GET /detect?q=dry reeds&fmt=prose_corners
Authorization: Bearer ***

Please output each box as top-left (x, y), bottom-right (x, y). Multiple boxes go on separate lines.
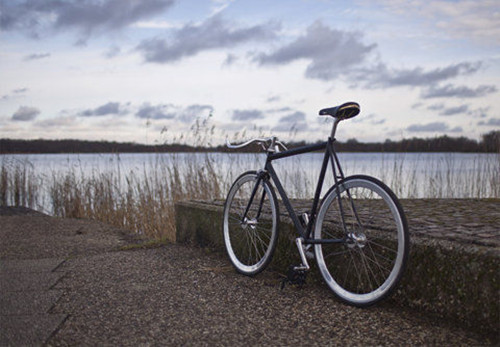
top-left (0, 152), bottom-right (498, 241)
top-left (0, 158), bottom-right (39, 209)
top-left (43, 153), bottom-right (225, 241)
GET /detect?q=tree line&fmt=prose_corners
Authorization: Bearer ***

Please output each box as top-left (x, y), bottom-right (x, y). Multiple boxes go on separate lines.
top-left (1, 131), bottom-right (498, 154)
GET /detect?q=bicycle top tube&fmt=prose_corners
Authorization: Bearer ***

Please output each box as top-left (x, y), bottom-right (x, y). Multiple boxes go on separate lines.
top-left (267, 141), bottom-right (327, 161)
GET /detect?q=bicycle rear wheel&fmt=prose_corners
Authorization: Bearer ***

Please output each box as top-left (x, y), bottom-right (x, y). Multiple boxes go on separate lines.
top-left (223, 171), bottom-right (279, 276)
top-left (314, 175), bottom-right (409, 307)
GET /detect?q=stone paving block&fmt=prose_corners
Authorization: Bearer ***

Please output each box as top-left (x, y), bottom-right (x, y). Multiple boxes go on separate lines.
top-left (0, 314), bottom-right (67, 346)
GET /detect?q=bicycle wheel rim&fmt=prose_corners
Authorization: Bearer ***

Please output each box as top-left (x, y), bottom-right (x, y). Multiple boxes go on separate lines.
top-left (223, 173), bottom-right (278, 275)
top-left (315, 176), bottom-right (408, 306)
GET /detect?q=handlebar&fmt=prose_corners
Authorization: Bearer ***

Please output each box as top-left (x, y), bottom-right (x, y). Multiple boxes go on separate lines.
top-left (226, 136), bottom-right (288, 152)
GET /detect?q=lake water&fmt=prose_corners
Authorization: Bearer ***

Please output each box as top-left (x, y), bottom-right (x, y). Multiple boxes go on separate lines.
top-left (2, 152), bottom-right (498, 203)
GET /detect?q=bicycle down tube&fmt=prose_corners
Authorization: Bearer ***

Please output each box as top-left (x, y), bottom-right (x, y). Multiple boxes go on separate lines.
top-left (262, 138), bottom-right (346, 244)
top-left (239, 137), bottom-right (362, 244)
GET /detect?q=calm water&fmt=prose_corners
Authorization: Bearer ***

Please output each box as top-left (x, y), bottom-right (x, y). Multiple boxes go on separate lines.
top-left (2, 152), bottom-right (499, 204)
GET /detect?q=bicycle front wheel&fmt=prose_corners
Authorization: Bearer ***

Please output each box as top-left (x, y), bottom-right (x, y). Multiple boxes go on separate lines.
top-left (223, 171), bottom-right (279, 276)
top-left (314, 175), bottom-right (409, 307)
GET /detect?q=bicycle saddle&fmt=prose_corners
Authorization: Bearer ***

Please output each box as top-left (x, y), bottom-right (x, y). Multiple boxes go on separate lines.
top-left (319, 102), bottom-right (360, 120)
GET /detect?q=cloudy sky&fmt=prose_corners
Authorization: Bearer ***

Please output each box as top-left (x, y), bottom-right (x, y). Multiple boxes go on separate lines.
top-left (1, 0), bottom-right (499, 145)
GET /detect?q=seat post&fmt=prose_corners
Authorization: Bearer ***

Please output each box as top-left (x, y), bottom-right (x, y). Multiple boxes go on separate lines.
top-left (330, 118), bottom-right (341, 139)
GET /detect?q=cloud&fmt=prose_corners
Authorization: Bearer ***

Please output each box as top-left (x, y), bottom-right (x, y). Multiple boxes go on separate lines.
top-left (136, 103), bottom-right (175, 120)
top-left (407, 122), bottom-right (447, 132)
top-left (11, 106), bottom-right (40, 121)
top-left (135, 103), bottom-right (213, 121)
top-left (353, 113), bottom-right (386, 125)
top-left (430, 1), bottom-right (500, 44)
top-left (266, 95), bottom-right (281, 103)
top-left (1, 88), bottom-right (29, 101)
top-left (469, 107), bottom-right (489, 118)
top-left (268, 107), bottom-right (293, 113)
top-left (406, 121), bottom-right (461, 133)
top-left (427, 103), bottom-right (444, 111)
top-left (36, 115), bottom-right (78, 128)
top-left (478, 118), bottom-right (500, 126)
top-left (272, 111), bottom-right (308, 132)
top-left (355, 61), bottom-right (482, 88)
top-left (272, 122), bottom-right (308, 133)
top-left (223, 53), bottom-right (238, 66)
top-left (24, 53), bottom-right (51, 61)
top-left (80, 102), bottom-right (125, 116)
top-left (232, 109), bottom-right (265, 121)
top-left (104, 46), bottom-right (121, 59)
top-left (369, 1), bottom-right (499, 45)
top-left (177, 104), bottom-right (214, 123)
top-left (439, 104), bottom-right (469, 116)
top-left (254, 20), bottom-right (482, 87)
top-left (1, 0), bottom-right (175, 39)
top-left (255, 21), bottom-right (376, 81)
top-left (279, 111), bottom-right (306, 123)
top-left (137, 15), bottom-right (279, 63)
top-left (421, 84), bottom-right (498, 99)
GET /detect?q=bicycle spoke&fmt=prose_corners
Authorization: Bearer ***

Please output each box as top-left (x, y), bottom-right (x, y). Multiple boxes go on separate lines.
top-left (223, 172), bottom-right (279, 275)
top-left (347, 249), bottom-right (364, 293)
top-left (342, 254), bottom-right (354, 287)
top-left (315, 176), bottom-right (408, 305)
top-left (367, 239), bottom-right (398, 254)
top-left (362, 248), bottom-right (392, 280)
top-left (323, 248), bottom-right (350, 260)
top-left (358, 249), bottom-right (376, 291)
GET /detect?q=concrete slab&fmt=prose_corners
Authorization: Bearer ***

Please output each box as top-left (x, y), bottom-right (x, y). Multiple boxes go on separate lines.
top-left (0, 258), bottom-right (65, 274)
top-left (0, 290), bottom-right (63, 315)
top-left (0, 272), bottom-right (64, 292)
top-left (0, 314), bottom-right (67, 346)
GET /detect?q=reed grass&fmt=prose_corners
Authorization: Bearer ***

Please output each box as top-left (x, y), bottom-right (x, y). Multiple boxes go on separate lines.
top-left (0, 158), bottom-right (40, 209)
top-left (0, 152), bottom-right (498, 240)
top-left (42, 154), bottom-right (225, 241)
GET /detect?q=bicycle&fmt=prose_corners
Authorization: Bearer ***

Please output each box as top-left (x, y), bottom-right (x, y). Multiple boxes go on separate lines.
top-left (223, 102), bottom-right (409, 307)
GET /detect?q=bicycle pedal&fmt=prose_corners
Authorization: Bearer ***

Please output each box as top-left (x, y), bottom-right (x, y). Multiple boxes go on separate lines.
top-left (281, 265), bottom-right (308, 289)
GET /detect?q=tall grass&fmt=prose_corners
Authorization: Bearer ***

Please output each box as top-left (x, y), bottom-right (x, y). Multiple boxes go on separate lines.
top-left (46, 154), bottom-right (223, 240)
top-left (1, 152), bottom-right (498, 240)
top-left (0, 159), bottom-right (40, 209)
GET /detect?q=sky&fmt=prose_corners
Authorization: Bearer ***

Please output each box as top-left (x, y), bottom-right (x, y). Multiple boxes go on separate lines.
top-left (0, 0), bottom-right (499, 146)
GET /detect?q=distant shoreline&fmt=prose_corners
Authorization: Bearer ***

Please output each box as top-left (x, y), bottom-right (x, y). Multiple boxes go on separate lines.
top-left (1, 133), bottom-right (499, 154)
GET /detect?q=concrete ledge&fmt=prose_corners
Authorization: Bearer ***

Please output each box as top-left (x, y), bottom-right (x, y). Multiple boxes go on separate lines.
top-left (175, 199), bottom-right (499, 335)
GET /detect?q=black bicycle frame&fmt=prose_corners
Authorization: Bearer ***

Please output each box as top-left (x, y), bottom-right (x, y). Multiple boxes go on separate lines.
top-left (246, 136), bottom-right (348, 245)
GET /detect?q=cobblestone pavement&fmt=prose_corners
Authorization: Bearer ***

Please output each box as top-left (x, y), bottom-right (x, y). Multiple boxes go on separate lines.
top-left (0, 207), bottom-right (495, 346)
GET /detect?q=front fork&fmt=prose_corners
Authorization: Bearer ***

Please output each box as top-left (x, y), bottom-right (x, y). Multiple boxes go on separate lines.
top-left (241, 170), bottom-right (268, 226)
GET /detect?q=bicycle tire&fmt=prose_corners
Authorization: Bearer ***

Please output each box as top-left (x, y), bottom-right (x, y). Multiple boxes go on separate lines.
top-left (314, 175), bottom-right (409, 307)
top-left (223, 171), bottom-right (280, 276)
